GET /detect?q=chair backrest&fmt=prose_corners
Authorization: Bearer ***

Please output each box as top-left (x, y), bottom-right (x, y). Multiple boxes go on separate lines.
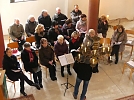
top-left (113, 26), bottom-right (118, 31)
top-left (7, 42), bottom-right (19, 49)
top-left (100, 38), bottom-right (111, 45)
top-left (125, 30), bottom-right (134, 38)
top-left (26, 36), bottom-right (35, 43)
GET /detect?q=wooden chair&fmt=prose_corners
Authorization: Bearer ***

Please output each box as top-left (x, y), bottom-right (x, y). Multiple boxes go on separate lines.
top-left (40, 64), bottom-right (48, 78)
top-left (125, 30), bottom-right (134, 57)
top-left (122, 60), bottom-right (134, 80)
top-left (26, 36), bottom-right (35, 45)
top-left (6, 77), bottom-right (16, 92)
top-left (100, 38), bottom-right (111, 45)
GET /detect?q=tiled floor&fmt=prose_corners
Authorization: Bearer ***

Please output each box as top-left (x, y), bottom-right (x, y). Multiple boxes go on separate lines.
top-left (5, 19), bottom-right (134, 100)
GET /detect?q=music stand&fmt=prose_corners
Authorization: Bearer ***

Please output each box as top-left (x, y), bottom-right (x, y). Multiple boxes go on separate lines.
top-left (61, 68), bottom-right (74, 96)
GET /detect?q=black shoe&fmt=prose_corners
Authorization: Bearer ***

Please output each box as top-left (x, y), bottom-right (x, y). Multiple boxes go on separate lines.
top-left (51, 77), bottom-right (57, 81)
top-left (32, 83), bottom-right (40, 90)
top-left (20, 91), bottom-right (27, 96)
top-left (67, 70), bottom-right (72, 75)
top-left (115, 60), bottom-right (118, 64)
top-left (73, 93), bottom-right (77, 99)
top-left (61, 72), bottom-right (64, 77)
top-left (39, 84), bottom-right (43, 88)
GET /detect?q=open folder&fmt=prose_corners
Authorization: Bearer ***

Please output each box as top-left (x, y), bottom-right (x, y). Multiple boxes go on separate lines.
top-left (58, 53), bottom-right (74, 66)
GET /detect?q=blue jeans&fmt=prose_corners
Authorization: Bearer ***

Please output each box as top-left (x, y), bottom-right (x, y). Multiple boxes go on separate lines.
top-left (74, 77), bottom-right (89, 100)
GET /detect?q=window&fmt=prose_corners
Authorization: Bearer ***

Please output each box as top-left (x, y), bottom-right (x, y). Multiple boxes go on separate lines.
top-left (10, 0), bottom-right (36, 3)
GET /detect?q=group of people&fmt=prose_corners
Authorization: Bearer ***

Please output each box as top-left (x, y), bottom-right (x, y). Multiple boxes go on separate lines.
top-left (4, 4), bottom-right (128, 100)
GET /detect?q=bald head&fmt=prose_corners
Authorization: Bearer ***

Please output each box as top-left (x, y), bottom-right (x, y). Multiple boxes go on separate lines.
top-left (56, 7), bottom-right (61, 14)
top-left (14, 18), bottom-right (20, 25)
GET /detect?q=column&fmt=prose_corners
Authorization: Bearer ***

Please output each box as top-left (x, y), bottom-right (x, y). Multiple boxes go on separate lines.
top-left (0, 15), bottom-right (5, 68)
top-left (87, 0), bottom-right (100, 33)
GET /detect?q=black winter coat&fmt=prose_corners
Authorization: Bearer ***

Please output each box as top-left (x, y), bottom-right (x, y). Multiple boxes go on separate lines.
top-left (3, 55), bottom-right (21, 81)
top-left (21, 49), bottom-right (39, 73)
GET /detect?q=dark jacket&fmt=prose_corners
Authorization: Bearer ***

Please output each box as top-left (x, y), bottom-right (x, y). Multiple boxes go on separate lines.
top-left (35, 31), bottom-right (48, 48)
top-left (25, 20), bottom-right (38, 37)
top-left (39, 45), bottom-right (55, 67)
top-left (73, 62), bottom-right (92, 81)
top-left (52, 13), bottom-right (67, 26)
top-left (62, 23), bottom-right (75, 41)
top-left (69, 37), bottom-right (82, 52)
top-left (54, 41), bottom-right (68, 57)
top-left (21, 49), bottom-right (39, 73)
top-left (38, 15), bottom-right (52, 30)
top-left (97, 18), bottom-right (108, 34)
top-left (3, 55), bottom-right (21, 81)
top-left (70, 10), bottom-right (82, 25)
top-left (48, 27), bottom-right (62, 46)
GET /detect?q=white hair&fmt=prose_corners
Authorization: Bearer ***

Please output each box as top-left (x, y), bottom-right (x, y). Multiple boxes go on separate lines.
top-left (42, 9), bottom-right (48, 14)
top-left (56, 7), bottom-right (60, 11)
top-left (14, 18), bottom-right (20, 22)
top-left (57, 35), bottom-right (64, 40)
top-left (87, 29), bottom-right (95, 35)
top-left (28, 15), bottom-right (35, 20)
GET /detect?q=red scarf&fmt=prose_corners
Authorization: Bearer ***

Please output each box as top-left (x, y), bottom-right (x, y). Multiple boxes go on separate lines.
top-left (72, 37), bottom-right (79, 43)
top-left (25, 49), bottom-right (34, 62)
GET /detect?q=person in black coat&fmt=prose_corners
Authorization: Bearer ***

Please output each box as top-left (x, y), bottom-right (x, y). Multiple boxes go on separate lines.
top-left (25, 15), bottom-right (38, 37)
top-left (70, 5), bottom-right (82, 27)
top-left (48, 21), bottom-right (62, 46)
top-left (69, 31), bottom-right (82, 57)
top-left (39, 38), bottom-right (57, 81)
top-left (52, 7), bottom-right (67, 26)
top-left (35, 24), bottom-right (48, 48)
top-left (38, 10), bottom-right (51, 31)
top-left (21, 42), bottom-right (43, 89)
top-left (97, 15), bottom-right (108, 38)
top-left (2, 47), bottom-right (39, 96)
top-left (62, 19), bottom-right (75, 42)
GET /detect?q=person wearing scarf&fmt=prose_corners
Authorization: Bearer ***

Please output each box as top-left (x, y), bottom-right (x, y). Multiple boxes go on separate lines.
top-left (69, 31), bottom-right (83, 57)
top-left (76, 14), bottom-right (87, 40)
top-left (108, 25), bottom-right (127, 64)
top-left (21, 42), bottom-right (43, 90)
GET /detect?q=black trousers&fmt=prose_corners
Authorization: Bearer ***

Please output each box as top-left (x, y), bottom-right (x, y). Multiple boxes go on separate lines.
top-left (47, 64), bottom-right (56, 79)
top-left (111, 45), bottom-right (120, 61)
top-left (61, 65), bottom-right (70, 73)
top-left (80, 33), bottom-right (85, 41)
top-left (33, 71), bottom-right (42, 84)
top-left (17, 72), bottom-right (33, 92)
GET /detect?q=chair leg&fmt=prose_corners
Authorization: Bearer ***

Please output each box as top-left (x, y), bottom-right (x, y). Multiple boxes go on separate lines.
top-left (122, 63), bottom-right (127, 74)
top-left (46, 68), bottom-right (47, 78)
top-left (130, 46), bottom-right (133, 57)
top-left (129, 69), bottom-right (133, 80)
top-left (121, 52), bottom-right (123, 60)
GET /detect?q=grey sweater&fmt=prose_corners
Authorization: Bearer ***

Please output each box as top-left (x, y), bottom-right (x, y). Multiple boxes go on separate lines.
top-left (9, 24), bottom-right (25, 39)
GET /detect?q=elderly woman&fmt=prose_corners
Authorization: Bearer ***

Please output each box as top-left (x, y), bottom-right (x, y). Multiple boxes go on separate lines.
top-left (21, 42), bottom-right (42, 89)
top-left (109, 25), bottom-right (127, 64)
top-left (35, 24), bottom-right (48, 48)
top-left (76, 14), bottom-right (87, 40)
top-left (3, 47), bottom-right (38, 96)
top-left (97, 15), bottom-right (109, 38)
top-left (25, 15), bottom-right (38, 37)
top-left (73, 29), bottom-right (98, 100)
top-left (54, 35), bottom-right (72, 77)
top-left (39, 38), bottom-right (57, 81)
top-left (69, 31), bottom-right (82, 57)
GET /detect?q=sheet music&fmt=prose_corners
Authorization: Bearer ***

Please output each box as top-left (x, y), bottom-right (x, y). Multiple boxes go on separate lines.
top-left (58, 55), bottom-right (68, 66)
top-left (126, 40), bottom-right (132, 44)
top-left (114, 42), bottom-right (122, 45)
top-left (13, 51), bottom-right (21, 56)
top-left (127, 60), bottom-right (134, 67)
top-left (65, 39), bottom-right (69, 45)
top-left (12, 69), bottom-right (21, 72)
top-left (70, 49), bottom-right (77, 53)
top-left (65, 53), bottom-right (74, 64)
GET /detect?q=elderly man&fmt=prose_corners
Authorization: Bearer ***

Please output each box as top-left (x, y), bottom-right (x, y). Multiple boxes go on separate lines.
top-left (25, 15), bottom-right (38, 37)
top-left (71, 5), bottom-right (82, 27)
top-left (52, 7), bottom-right (68, 26)
top-left (9, 18), bottom-right (25, 51)
top-left (38, 10), bottom-right (51, 31)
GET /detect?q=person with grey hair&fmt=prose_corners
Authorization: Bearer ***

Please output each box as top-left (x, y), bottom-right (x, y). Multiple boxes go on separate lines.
top-left (25, 15), bottom-right (38, 37)
top-left (38, 9), bottom-right (51, 30)
top-left (21, 42), bottom-right (43, 90)
top-left (52, 7), bottom-right (68, 26)
top-left (9, 18), bottom-right (25, 51)
top-left (54, 35), bottom-right (72, 77)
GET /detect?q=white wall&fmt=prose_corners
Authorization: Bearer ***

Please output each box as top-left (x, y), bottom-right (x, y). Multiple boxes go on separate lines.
top-left (1, 0), bottom-right (134, 35)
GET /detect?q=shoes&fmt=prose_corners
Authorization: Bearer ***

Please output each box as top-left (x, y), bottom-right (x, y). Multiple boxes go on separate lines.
top-left (84, 96), bottom-right (86, 100)
top-left (32, 83), bottom-right (40, 90)
top-left (20, 91), bottom-right (27, 96)
top-left (61, 72), bottom-right (64, 77)
top-left (51, 77), bottom-right (57, 81)
top-left (73, 93), bottom-right (77, 99)
top-left (39, 84), bottom-right (43, 88)
top-left (115, 60), bottom-right (118, 64)
top-left (67, 70), bottom-right (72, 75)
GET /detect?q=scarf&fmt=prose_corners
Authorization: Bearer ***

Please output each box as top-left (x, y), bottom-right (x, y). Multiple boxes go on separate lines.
top-left (25, 49), bottom-right (34, 62)
top-left (72, 37), bottom-right (79, 43)
top-left (79, 19), bottom-right (87, 26)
